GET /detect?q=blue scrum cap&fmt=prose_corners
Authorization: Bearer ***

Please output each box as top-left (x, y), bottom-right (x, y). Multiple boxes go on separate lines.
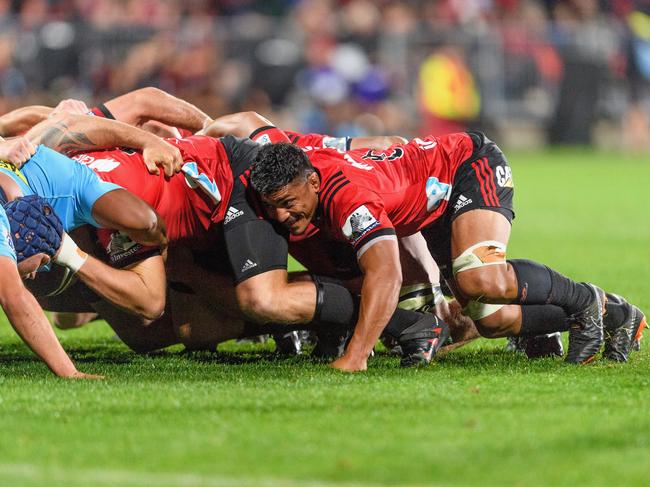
top-left (4, 195), bottom-right (63, 262)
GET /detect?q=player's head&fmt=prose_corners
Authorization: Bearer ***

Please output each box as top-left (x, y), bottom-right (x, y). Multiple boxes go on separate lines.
top-left (4, 195), bottom-right (63, 278)
top-left (250, 143), bottom-right (320, 235)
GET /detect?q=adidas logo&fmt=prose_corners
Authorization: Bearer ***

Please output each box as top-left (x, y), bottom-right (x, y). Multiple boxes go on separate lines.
top-left (241, 259), bottom-right (258, 273)
top-left (224, 206), bottom-right (244, 224)
top-left (453, 195), bottom-right (472, 212)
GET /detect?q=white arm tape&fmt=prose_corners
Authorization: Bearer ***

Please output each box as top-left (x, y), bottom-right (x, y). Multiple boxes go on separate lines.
top-left (54, 233), bottom-right (88, 274)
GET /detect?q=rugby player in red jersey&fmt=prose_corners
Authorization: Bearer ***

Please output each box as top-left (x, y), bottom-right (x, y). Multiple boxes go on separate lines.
top-left (0, 114), bottom-right (187, 324)
top-left (12, 99), bottom-right (450, 364)
top-left (247, 129), bottom-right (644, 370)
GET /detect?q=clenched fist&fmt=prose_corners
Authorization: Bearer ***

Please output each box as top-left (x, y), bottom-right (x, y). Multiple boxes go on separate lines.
top-left (142, 138), bottom-right (184, 177)
top-left (0, 136), bottom-right (37, 167)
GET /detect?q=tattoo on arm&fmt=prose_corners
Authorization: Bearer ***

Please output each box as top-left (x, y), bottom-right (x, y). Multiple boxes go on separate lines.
top-left (36, 121), bottom-right (97, 153)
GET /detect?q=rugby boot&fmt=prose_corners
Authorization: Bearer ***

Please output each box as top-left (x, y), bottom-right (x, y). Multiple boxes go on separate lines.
top-left (311, 328), bottom-right (351, 360)
top-left (603, 296), bottom-right (646, 362)
top-left (399, 316), bottom-right (450, 367)
top-left (525, 333), bottom-right (564, 359)
top-left (565, 283), bottom-right (606, 364)
top-left (272, 331), bottom-right (303, 356)
top-left (505, 336), bottom-right (527, 353)
top-left (380, 335), bottom-right (403, 356)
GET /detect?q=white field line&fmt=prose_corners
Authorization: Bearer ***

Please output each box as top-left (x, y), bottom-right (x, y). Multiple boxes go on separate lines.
top-left (0, 463), bottom-right (441, 487)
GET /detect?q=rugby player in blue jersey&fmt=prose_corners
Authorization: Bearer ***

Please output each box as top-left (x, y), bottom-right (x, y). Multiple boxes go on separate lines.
top-left (0, 115), bottom-right (184, 321)
top-left (0, 194), bottom-right (101, 378)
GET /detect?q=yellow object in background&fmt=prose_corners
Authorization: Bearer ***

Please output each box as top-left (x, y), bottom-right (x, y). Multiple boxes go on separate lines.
top-left (419, 51), bottom-right (480, 121)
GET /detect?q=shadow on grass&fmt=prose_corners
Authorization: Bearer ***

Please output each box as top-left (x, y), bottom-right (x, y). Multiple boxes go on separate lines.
top-left (180, 348), bottom-right (326, 366)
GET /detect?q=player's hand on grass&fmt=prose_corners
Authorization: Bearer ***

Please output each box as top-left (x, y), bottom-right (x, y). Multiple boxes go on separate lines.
top-left (330, 353), bottom-right (367, 372)
top-left (65, 370), bottom-right (105, 380)
top-left (0, 136), bottom-right (37, 167)
top-left (143, 138), bottom-right (183, 177)
top-left (51, 99), bottom-right (90, 116)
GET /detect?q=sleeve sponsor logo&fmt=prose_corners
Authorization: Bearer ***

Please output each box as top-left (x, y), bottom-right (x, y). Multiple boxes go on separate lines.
top-left (255, 134), bottom-right (272, 145)
top-left (322, 136), bottom-right (347, 151)
top-left (425, 177), bottom-right (451, 212)
top-left (341, 205), bottom-right (380, 244)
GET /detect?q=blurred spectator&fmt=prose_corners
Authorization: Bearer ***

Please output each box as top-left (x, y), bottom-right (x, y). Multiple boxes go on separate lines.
top-left (548, 0), bottom-right (620, 144)
top-left (0, 0), bottom-right (644, 148)
top-left (418, 46), bottom-right (481, 135)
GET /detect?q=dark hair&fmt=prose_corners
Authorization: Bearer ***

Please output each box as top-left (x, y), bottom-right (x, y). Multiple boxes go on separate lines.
top-left (250, 143), bottom-right (315, 196)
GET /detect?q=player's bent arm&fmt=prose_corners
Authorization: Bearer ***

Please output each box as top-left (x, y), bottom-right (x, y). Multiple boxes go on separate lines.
top-left (349, 135), bottom-right (408, 150)
top-left (0, 106), bottom-right (53, 137)
top-left (74, 254), bottom-right (166, 321)
top-left (201, 111), bottom-right (278, 139)
top-left (104, 87), bottom-right (212, 133)
top-left (0, 256), bottom-right (82, 377)
top-left (399, 232), bottom-right (440, 285)
top-left (24, 113), bottom-right (183, 176)
top-left (332, 238), bottom-right (402, 371)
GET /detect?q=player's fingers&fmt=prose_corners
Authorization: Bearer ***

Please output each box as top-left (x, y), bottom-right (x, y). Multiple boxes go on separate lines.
top-left (173, 153), bottom-right (183, 173)
top-left (74, 101), bottom-right (90, 113)
top-left (26, 140), bottom-right (36, 155)
top-left (161, 156), bottom-right (174, 177)
top-left (144, 159), bottom-right (160, 175)
top-left (20, 144), bottom-right (34, 160)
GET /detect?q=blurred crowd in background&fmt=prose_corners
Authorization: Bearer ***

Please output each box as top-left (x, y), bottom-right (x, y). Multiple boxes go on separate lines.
top-left (1, 0), bottom-right (650, 150)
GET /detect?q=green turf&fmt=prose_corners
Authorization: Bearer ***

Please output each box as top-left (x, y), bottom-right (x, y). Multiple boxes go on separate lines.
top-left (0, 149), bottom-right (648, 487)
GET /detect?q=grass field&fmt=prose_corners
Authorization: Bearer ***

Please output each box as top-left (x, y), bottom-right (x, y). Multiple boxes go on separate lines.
top-left (0, 149), bottom-right (648, 486)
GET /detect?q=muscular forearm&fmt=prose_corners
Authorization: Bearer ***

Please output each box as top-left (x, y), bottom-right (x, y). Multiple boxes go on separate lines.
top-left (349, 135), bottom-right (408, 151)
top-left (25, 113), bottom-right (163, 154)
top-left (345, 269), bottom-right (401, 359)
top-left (201, 111), bottom-right (276, 139)
top-left (75, 256), bottom-right (166, 321)
top-left (3, 288), bottom-right (78, 377)
top-left (0, 106), bottom-right (53, 137)
top-left (105, 87), bottom-right (211, 132)
top-left (399, 232), bottom-right (440, 285)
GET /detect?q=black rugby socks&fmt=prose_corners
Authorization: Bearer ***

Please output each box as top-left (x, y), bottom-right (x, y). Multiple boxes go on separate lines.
top-left (509, 259), bottom-right (593, 315)
top-left (519, 305), bottom-right (569, 336)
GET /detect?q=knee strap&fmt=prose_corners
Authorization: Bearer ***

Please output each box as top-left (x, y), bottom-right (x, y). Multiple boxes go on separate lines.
top-left (452, 240), bottom-right (507, 275)
top-left (464, 301), bottom-right (505, 321)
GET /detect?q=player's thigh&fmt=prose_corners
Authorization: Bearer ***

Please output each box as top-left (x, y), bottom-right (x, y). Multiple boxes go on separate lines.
top-left (166, 245), bottom-right (241, 317)
top-left (450, 208), bottom-right (512, 259)
top-left (170, 287), bottom-right (245, 348)
top-left (92, 300), bottom-right (178, 353)
top-left (450, 209), bottom-right (516, 299)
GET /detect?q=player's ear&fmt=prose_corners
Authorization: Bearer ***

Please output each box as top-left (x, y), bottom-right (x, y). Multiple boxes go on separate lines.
top-left (308, 171), bottom-right (320, 192)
